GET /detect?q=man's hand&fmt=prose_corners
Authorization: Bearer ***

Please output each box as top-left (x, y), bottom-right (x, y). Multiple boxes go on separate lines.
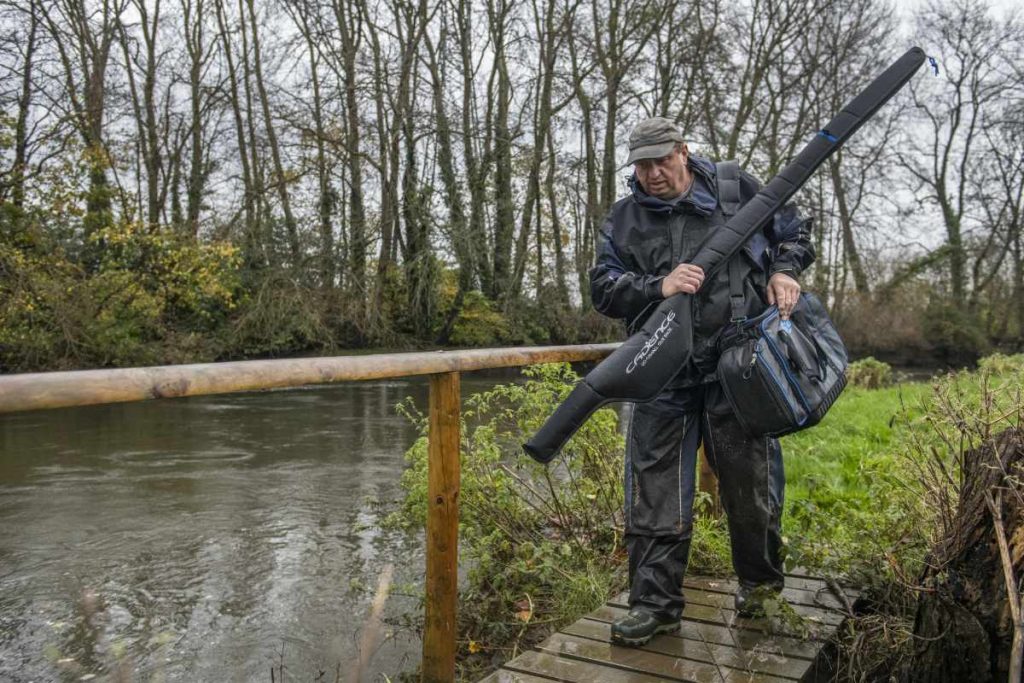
top-left (767, 272), bottom-right (801, 319)
top-left (661, 263), bottom-right (705, 297)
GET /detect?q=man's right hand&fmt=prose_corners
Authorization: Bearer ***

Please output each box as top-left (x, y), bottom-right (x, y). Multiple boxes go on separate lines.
top-left (660, 263), bottom-right (705, 297)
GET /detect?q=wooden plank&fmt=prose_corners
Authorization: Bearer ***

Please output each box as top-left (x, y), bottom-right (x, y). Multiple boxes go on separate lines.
top-left (422, 372), bottom-right (461, 682)
top-left (534, 632), bottom-right (791, 682)
top-left (684, 576), bottom-right (858, 605)
top-left (0, 343), bottom-right (619, 413)
top-left (477, 671), bottom-right (556, 683)
top-left (484, 572), bottom-right (854, 683)
top-left (585, 605), bottom-right (822, 658)
top-left (679, 584), bottom-right (844, 611)
top-left (677, 581), bottom-right (849, 612)
top-left (608, 591), bottom-right (845, 627)
top-left (697, 443), bottom-right (721, 516)
top-left (503, 650), bottom-right (675, 682)
top-left (782, 566), bottom-right (828, 581)
top-left (562, 619), bottom-right (809, 679)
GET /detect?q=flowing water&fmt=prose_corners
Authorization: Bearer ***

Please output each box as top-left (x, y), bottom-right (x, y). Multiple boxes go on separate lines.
top-left (0, 373), bottom-right (517, 682)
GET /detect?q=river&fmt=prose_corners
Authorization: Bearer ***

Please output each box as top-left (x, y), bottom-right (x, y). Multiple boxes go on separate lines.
top-left (0, 373), bottom-right (521, 682)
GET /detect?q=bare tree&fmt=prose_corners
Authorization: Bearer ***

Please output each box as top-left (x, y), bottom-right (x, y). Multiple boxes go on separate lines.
top-left (898, 0), bottom-right (1021, 309)
top-left (42, 0), bottom-right (130, 245)
top-left (243, 0), bottom-right (299, 263)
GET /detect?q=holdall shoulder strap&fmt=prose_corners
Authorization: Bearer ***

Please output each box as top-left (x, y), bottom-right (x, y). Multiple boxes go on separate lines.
top-left (716, 160), bottom-right (742, 218)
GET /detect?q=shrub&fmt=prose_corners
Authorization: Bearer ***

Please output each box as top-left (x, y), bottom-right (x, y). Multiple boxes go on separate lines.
top-left (846, 356), bottom-right (894, 389)
top-left (977, 352), bottom-right (1024, 375)
top-left (390, 364), bottom-right (625, 673)
top-left (781, 354), bottom-right (1024, 680)
top-left (921, 299), bottom-right (990, 365)
top-left (224, 270), bottom-right (334, 357)
top-left (836, 287), bottom-right (930, 362)
top-left (449, 291), bottom-right (510, 347)
top-left (0, 217), bottom-right (241, 369)
top-left (390, 363), bottom-right (731, 676)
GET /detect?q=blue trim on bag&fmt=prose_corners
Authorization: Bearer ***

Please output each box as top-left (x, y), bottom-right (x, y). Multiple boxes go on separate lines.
top-left (758, 308), bottom-right (811, 424)
top-left (754, 335), bottom-right (806, 426)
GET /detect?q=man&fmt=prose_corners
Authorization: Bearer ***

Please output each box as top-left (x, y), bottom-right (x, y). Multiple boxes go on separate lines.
top-left (590, 117), bottom-right (815, 647)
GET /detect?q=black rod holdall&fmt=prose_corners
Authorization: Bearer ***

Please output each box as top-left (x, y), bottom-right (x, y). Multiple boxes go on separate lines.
top-left (523, 47), bottom-right (927, 464)
top-left (716, 256), bottom-right (848, 437)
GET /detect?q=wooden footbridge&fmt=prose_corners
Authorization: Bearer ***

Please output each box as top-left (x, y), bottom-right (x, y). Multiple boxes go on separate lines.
top-left (481, 570), bottom-right (857, 682)
top-left (0, 344), bottom-right (855, 682)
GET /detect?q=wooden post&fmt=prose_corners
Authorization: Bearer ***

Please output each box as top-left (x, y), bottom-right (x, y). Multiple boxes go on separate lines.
top-left (698, 443), bottom-right (721, 517)
top-left (422, 372), bottom-right (460, 682)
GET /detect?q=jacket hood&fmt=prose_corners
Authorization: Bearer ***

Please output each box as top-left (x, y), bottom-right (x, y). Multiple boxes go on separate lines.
top-left (627, 155), bottom-right (718, 217)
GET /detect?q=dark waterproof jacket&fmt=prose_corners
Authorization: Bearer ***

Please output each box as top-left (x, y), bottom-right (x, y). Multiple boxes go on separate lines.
top-left (590, 155), bottom-right (815, 383)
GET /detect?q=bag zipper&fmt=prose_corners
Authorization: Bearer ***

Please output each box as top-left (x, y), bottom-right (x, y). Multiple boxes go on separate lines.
top-left (754, 342), bottom-right (805, 426)
top-left (760, 311), bottom-right (813, 414)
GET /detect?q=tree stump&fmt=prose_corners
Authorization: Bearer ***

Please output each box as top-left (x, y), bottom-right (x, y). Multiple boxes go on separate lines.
top-left (909, 427), bottom-right (1024, 683)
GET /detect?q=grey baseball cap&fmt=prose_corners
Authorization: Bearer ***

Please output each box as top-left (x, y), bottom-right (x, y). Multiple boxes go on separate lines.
top-left (625, 117), bottom-right (685, 166)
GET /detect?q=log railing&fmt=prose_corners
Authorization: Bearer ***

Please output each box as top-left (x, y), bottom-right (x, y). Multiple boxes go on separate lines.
top-left (0, 344), bottom-right (720, 681)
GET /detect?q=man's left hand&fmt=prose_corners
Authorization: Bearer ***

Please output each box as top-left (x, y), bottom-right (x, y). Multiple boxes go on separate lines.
top-left (767, 272), bottom-right (801, 320)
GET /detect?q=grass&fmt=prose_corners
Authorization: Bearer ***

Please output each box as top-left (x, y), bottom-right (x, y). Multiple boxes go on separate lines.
top-left (781, 381), bottom-right (931, 511)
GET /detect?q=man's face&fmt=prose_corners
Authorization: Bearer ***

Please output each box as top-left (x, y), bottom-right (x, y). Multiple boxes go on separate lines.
top-left (634, 144), bottom-right (690, 199)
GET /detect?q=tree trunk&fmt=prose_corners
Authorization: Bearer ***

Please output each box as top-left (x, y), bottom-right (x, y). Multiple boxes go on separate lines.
top-left (424, 27), bottom-right (473, 294)
top-left (828, 155), bottom-right (869, 294)
top-left (489, 0), bottom-right (514, 301)
top-left (214, 0), bottom-right (259, 267)
top-left (245, 0), bottom-right (299, 264)
top-left (185, 0), bottom-right (207, 238)
top-left (295, 11), bottom-right (333, 288)
top-left (909, 428), bottom-right (1024, 683)
top-left (457, 0), bottom-right (491, 294)
top-left (11, 0), bottom-right (38, 209)
top-left (335, 0), bottom-right (365, 297)
top-left (546, 128), bottom-right (569, 305)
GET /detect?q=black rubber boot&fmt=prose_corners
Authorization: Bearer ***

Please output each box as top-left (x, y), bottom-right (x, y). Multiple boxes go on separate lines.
top-left (610, 607), bottom-right (680, 647)
top-left (734, 583), bottom-right (784, 618)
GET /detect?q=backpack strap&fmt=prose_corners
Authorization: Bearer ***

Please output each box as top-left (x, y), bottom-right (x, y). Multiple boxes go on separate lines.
top-left (728, 255), bottom-right (747, 323)
top-left (717, 160), bottom-right (746, 321)
top-left (716, 160), bottom-right (742, 218)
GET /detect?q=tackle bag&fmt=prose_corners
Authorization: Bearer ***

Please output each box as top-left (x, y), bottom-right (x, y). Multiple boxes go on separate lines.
top-left (716, 292), bottom-right (847, 437)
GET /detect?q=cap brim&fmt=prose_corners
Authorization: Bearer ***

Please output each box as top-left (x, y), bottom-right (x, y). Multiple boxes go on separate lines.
top-left (624, 141), bottom-right (678, 167)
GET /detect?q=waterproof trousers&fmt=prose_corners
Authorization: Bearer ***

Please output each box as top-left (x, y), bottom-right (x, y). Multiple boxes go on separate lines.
top-left (624, 383), bottom-right (785, 620)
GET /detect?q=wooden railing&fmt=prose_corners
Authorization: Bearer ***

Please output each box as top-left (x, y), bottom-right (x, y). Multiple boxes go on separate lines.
top-left (0, 344), bottom-right (720, 681)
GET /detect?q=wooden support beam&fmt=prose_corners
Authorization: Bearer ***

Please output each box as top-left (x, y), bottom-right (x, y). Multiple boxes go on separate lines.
top-left (423, 372), bottom-right (461, 682)
top-left (698, 443), bottom-right (721, 517)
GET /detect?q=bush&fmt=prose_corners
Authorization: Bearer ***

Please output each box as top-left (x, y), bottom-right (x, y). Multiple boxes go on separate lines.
top-left (449, 291), bottom-right (510, 347)
top-left (0, 217), bottom-right (241, 370)
top-left (836, 287), bottom-right (930, 363)
top-left (224, 270), bottom-right (336, 358)
top-left (921, 299), bottom-right (990, 365)
top-left (977, 352), bottom-right (1024, 375)
top-left (390, 363), bottom-right (731, 676)
top-left (390, 364), bottom-right (625, 673)
top-left (846, 356), bottom-right (894, 389)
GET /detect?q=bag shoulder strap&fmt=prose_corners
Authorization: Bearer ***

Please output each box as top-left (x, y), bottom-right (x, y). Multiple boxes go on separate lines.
top-left (716, 160), bottom-right (742, 218)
